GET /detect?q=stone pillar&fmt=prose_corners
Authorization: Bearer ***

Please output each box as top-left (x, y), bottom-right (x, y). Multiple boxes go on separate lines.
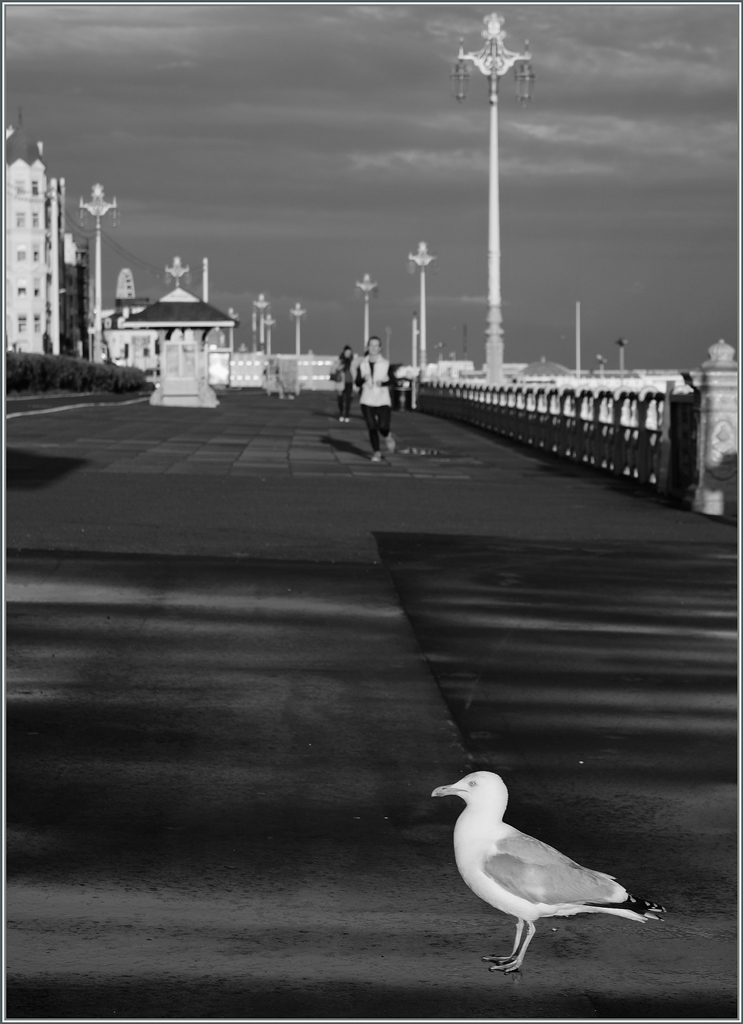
top-left (690, 340), bottom-right (737, 517)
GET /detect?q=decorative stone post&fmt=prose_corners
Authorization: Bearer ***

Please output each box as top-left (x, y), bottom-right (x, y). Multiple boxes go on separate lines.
top-left (691, 340), bottom-right (737, 517)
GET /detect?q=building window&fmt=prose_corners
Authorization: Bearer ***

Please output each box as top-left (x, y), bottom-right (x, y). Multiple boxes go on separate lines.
top-left (33, 278), bottom-right (41, 297)
top-left (17, 245), bottom-right (27, 261)
top-left (34, 314), bottom-right (41, 334)
top-left (15, 180), bottom-right (25, 194)
top-left (32, 213), bottom-right (40, 228)
top-left (17, 280), bottom-right (27, 297)
top-left (32, 247), bottom-right (40, 262)
top-left (18, 315), bottom-right (27, 334)
top-left (31, 181), bottom-right (39, 196)
top-left (16, 213), bottom-right (26, 228)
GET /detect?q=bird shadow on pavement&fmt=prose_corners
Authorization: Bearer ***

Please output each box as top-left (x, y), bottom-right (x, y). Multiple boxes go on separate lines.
top-left (6, 448), bottom-right (89, 490)
top-left (321, 435), bottom-right (370, 461)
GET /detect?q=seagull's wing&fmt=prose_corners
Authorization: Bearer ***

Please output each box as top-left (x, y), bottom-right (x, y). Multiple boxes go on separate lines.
top-left (483, 832), bottom-right (624, 905)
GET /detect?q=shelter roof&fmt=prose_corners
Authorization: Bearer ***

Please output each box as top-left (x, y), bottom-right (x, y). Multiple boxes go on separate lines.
top-left (517, 357), bottom-right (572, 378)
top-left (123, 287), bottom-right (238, 327)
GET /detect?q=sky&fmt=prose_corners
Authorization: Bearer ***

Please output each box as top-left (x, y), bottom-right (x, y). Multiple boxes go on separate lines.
top-left (4, 3), bottom-right (739, 370)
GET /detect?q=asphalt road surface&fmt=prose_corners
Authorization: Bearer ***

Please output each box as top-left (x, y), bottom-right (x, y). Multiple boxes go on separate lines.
top-left (6, 390), bottom-right (737, 1019)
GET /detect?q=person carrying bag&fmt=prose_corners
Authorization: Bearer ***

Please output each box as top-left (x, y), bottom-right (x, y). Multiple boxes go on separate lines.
top-left (332, 346), bottom-right (357, 422)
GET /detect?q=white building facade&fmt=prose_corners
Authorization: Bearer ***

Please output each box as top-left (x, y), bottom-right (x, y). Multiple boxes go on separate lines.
top-left (5, 124), bottom-right (50, 353)
top-left (5, 122), bottom-right (85, 356)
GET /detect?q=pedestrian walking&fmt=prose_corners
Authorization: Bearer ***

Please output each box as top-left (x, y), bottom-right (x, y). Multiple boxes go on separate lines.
top-left (356, 336), bottom-right (395, 463)
top-left (332, 346), bottom-right (357, 422)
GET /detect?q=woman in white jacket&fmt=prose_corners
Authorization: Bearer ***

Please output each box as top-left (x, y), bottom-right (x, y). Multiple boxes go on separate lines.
top-left (355, 336), bottom-right (395, 463)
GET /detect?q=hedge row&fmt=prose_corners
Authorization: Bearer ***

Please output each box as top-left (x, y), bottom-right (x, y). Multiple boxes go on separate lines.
top-left (6, 352), bottom-right (146, 395)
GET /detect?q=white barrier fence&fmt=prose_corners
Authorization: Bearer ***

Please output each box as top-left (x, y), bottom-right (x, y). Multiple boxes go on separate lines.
top-left (417, 341), bottom-right (737, 518)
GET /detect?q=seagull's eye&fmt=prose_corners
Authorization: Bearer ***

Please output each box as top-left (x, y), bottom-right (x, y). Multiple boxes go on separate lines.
top-left (468, 780), bottom-right (477, 787)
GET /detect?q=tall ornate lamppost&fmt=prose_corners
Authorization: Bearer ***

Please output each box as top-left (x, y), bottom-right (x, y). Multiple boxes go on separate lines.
top-left (290, 303), bottom-right (306, 356)
top-left (253, 293), bottom-right (269, 353)
top-left (355, 273), bottom-right (378, 346)
top-left (450, 12), bottom-right (534, 385)
top-left (408, 242), bottom-right (436, 372)
top-left (264, 313), bottom-right (276, 356)
top-left (79, 183), bottom-right (118, 363)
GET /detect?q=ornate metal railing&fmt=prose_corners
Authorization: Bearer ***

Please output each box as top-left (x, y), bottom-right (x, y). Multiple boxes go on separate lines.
top-left (417, 381), bottom-right (669, 486)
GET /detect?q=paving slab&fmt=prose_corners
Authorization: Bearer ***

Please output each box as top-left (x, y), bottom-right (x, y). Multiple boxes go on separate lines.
top-left (6, 390), bottom-right (734, 563)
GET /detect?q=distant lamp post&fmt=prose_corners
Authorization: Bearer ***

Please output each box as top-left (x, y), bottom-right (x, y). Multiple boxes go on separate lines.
top-left (355, 273), bottom-right (378, 346)
top-left (79, 183), bottom-right (118, 363)
top-left (615, 337), bottom-right (628, 381)
top-left (290, 302), bottom-right (306, 356)
top-left (408, 241), bottom-right (436, 371)
top-left (596, 354), bottom-right (606, 378)
top-left (253, 293), bottom-right (269, 353)
top-left (411, 310), bottom-right (419, 378)
top-left (264, 313), bottom-right (276, 356)
top-left (450, 12), bottom-right (534, 385)
top-left (228, 308), bottom-right (238, 351)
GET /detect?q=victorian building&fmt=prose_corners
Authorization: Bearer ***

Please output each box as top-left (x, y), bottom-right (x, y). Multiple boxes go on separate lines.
top-left (5, 121), bottom-right (90, 356)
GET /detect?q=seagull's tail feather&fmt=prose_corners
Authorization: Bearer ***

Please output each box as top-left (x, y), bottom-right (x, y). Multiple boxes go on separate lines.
top-left (583, 893), bottom-right (665, 922)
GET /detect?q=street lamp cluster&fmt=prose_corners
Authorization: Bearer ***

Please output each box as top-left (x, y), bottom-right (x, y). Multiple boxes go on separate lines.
top-left (83, 15), bottom-right (641, 381)
top-left (251, 294), bottom-right (306, 355)
top-left (354, 242), bottom-right (436, 373)
top-left (351, 13), bottom-right (537, 382)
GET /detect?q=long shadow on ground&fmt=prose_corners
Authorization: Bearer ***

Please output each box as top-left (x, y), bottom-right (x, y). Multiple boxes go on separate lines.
top-left (6, 545), bottom-right (737, 1019)
top-left (375, 532), bottom-right (737, 1015)
top-left (321, 435), bottom-right (370, 460)
top-left (6, 448), bottom-right (89, 489)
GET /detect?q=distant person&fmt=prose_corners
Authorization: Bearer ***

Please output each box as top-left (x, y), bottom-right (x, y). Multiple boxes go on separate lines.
top-left (356, 336), bottom-right (395, 463)
top-left (333, 345), bottom-right (357, 422)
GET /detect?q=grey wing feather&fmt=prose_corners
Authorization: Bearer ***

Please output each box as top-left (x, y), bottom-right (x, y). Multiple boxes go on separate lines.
top-left (484, 831), bottom-right (623, 905)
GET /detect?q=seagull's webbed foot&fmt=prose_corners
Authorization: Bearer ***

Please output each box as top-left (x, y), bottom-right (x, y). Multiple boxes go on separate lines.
top-left (482, 920), bottom-right (535, 974)
top-left (482, 955), bottom-right (520, 973)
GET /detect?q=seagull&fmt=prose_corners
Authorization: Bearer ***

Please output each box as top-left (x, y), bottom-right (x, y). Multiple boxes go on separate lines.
top-left (432, 770), bottom-right (665, 972)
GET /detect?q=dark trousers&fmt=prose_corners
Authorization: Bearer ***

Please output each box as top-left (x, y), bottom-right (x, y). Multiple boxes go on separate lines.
top-left (337, 383), bottom-right (353, 418)
top-left (361, 404), bottom-right (391, 452)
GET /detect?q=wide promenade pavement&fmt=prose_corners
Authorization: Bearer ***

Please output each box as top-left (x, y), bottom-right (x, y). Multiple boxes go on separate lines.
top-left (6, 390), bottom-right (737, 1019)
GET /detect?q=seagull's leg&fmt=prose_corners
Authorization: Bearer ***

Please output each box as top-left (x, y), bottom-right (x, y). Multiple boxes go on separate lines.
top-left (482, 919), bottom-right (524, 966)
top-left (488, 921), bottom-right (536, 974)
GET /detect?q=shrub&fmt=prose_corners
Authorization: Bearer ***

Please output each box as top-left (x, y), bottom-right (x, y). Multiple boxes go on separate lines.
top-left (6, 353), bottom-right (146, 395)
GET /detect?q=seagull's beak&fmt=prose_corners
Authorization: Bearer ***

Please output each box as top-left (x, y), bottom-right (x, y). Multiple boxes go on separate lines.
top-left (431, 784), bottom-right (463, 798)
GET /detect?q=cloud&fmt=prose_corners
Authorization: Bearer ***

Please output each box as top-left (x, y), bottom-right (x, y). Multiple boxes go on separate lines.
top-left (348, 148), bottom-right (489, 175)
top-left (427, 294), bottom-right (487, 306)
top-left (509, 113), bottom-right (736, 174)
top-left (347, 146), bottom-right (616, 179)
top-left (350, 5), bottom-right (411, 22)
